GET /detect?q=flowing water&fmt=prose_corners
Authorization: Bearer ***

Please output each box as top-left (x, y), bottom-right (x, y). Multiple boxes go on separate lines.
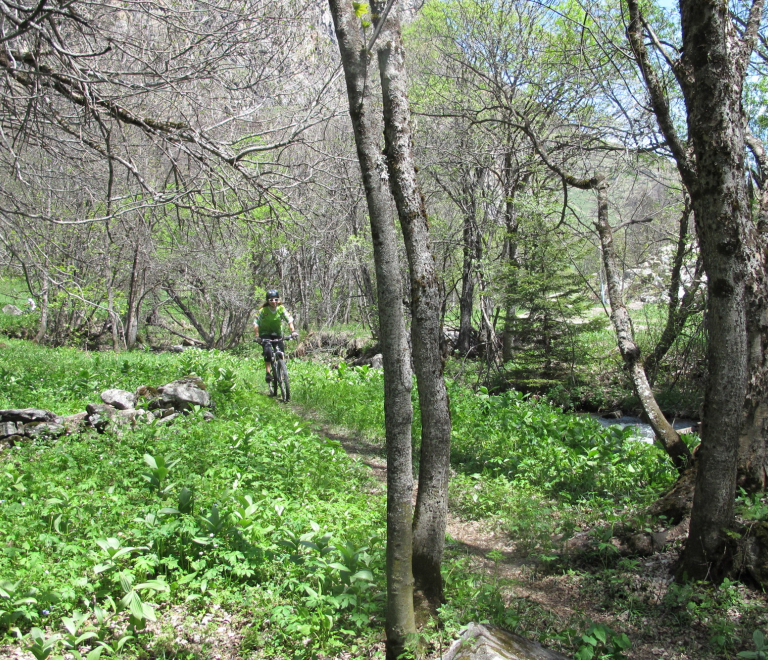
top-left (594, 415), bottom-right (698, 443)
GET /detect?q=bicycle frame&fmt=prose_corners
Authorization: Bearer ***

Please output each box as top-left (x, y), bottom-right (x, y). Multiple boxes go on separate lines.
top-left (257, 335), bottom-right (294, 401)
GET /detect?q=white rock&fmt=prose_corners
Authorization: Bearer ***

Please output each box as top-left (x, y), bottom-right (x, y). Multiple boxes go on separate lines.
top-left (101, 389), bottom-right (137, 410)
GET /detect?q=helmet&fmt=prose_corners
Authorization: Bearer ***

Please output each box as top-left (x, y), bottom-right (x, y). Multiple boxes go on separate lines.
top-left (266, 289), bottom-right (280, 301)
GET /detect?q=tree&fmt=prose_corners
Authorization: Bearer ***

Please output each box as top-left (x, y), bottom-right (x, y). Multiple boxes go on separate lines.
top-left (326, 1), bottom-right (416, 656)
top-left (371, 0), bottom-right (453, 610)
top-left (626, 0), bottom-right (767, 580)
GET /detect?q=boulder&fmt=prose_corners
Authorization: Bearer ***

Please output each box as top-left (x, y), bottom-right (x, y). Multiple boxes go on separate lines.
top-left (155, 376), bottom-right (211, 410)
top-left (441, 623), bottom-right (569, 660)
top-left (0, 421), bottom-right (22, 438)
top-left (25, 422), bottom-right (65, 438)
top-left (61, 412), bottom-right (88, 435)
top-left (155, 412), bottom-right (180, 426)
top-left (86, 403), bottom-right (117, 432)
top-left (0, 408), bottom-right (61, 424)
top-left (2, 304), bottom-right (22, 316)
top-left (100, 388), bottom-right (136, 410)
top-left (2, 435), bottom-right (24, 449)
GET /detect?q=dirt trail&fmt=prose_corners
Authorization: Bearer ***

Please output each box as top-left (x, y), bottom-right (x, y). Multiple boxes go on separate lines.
top-left (307, 417), bottom-right (711, 660)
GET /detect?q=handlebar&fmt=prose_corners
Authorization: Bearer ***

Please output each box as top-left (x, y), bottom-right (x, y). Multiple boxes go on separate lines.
top-left (255, 335), bottom-right (296, 344)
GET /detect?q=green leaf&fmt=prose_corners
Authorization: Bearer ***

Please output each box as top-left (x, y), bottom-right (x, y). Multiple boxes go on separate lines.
top-left (123, 591), bottom-right (145, 621)
top-left (350, 569), bottom-right (374, 582)
top-left (352, 2), bottom-right (368, 17)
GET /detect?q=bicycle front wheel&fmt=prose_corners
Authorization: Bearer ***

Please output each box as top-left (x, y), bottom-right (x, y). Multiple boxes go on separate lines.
top-left (275, 359), bottom-right (290, 402)
top-left (271, 361), bottom-right (279, 398)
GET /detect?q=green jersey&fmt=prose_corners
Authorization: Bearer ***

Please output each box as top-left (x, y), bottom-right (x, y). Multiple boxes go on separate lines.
top-left (255, 305), bottom-right (293, 336)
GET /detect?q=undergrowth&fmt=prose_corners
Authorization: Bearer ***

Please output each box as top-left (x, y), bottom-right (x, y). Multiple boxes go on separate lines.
top-left (3, 342), bottom-right (764, 660)
top-left (1, 341), bottom-right (385, 659)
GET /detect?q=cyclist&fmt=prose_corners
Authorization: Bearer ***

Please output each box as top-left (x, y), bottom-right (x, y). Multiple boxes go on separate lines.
top-left (254, 289), bottom-right (297, 387)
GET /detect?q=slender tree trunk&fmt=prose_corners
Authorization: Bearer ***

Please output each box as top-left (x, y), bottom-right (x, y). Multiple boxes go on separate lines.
top-left (34, 272), bottom-right (49, 344)
top-left (501, 154), bottom-right (523, 363)
top-left (457, 202), bottom-right (477, 356)
top-left (595, 180), bottom-right (692, 471)
top-left (644, 200), bottom-right (704, 386)
top-left (328, 2), bottom-right (416, 656)
top-left (373, 1), bottom-right (452, 609)
top-left (125, 242), bottom-right (142, 349)
top-left (739, 141), bottom-right (768, 492)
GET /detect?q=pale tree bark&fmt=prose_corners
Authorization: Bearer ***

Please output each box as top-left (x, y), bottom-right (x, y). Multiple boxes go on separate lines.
top-left (372, 0), bottom-right (453, 609)
top-left (519, 118), bottom-right (693, 471)
top-left (740, 133), bottom-right (768, 492)
top-left (124, 241), bottom-right (144, 349)
top-left (327, 1), bottom-right (416, 656)
top-left (627, 0), bottom-right (763, 580)
top-left (594, 180), bottom-right (692, 471)
top-left (34, 270), bottom-right (49, 344)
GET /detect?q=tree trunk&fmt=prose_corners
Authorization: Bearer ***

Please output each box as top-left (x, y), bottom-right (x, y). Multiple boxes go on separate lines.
top-left (644, 200), bottom-right (704, 386)
top-left (373, 1), bottom-right (452, 610)
top-left (738, 232), bottom-right (768, 492)
top-left (327, 2), bottom-right (416, 656)
top-left (501, 154), bottom-right (523, 363)
top-left (626, 0), bottom-right (763, 579)
top-left (457, 201), bottom-right (477, 356)
top-left (595, 180), bottom-right (692, 471)
top-left (34, 273), bottom-right (49, 344)
top-left (125, 242), bottom-right (142, 349)
top-left (677, 0), bottom-right (754, 580)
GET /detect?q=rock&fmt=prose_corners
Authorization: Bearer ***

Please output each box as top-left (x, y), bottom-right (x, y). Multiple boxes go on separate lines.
top-left (25, 422), bottom-right (65, 438)
top-left (86, 403), bottom-right (117, 432)
top-left (101, 389), bottom-right (136, 410)
top-left (0, 408), bottom-right (60, 424)
top-left (2, 304), bottom-right (22, 316)
top-left (61, 412), bottom-right (88, 434)
top-left (370, 353), bottom-right (383, 369)
top-left (156, 376), bottom-right (211, 410)
top-left (203, 411), bottom-right (215, 422)
top-left (628, 533), bottom-right (653, 556)
top-left (2, 435), bottom-right (24, 449)
top-left (0, 421), bottom-right (22, 438)
top-left (155, 412), bottom-right (180, 426)
top-left (441, 623), bottom-right (569, 660)
top-left (135, 385), bottom-right (159, 400)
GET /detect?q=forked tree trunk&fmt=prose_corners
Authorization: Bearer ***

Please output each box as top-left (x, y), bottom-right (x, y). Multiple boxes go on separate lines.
top-left (327, 2), bottom-right (416, 656)
top-left (373, 0), bottom-right (452, 610)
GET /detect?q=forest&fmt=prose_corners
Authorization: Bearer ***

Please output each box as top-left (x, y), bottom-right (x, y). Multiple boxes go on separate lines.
top-left (1, 0), bottom-right (768, 658)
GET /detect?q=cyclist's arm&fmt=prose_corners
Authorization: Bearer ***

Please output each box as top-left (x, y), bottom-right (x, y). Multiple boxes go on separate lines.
top-left (282, 307), bottom-right (296, 336)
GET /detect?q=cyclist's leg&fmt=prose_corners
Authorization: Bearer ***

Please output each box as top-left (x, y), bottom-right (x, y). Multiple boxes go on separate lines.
top-left (261, 338), bottom-right (274, 382)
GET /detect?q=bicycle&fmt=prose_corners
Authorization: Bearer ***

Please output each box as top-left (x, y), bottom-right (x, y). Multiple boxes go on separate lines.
top-left (256, 335), bottom-right (295, 402)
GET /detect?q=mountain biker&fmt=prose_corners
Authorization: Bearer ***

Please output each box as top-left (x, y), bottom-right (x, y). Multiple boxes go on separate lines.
top-left (254, 289), bottom-right (297, 387)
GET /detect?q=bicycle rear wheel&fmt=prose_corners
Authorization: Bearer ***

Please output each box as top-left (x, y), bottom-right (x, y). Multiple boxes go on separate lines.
top-left (275, 359), bottom-right (290, 402)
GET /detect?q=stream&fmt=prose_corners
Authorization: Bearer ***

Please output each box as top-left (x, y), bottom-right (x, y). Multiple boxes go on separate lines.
top-left (594, 415), bottom-right (698, 443)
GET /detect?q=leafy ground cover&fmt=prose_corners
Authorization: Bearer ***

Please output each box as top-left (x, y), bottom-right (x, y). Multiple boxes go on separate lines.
top-left (290, 359), bottom-right (768, 660)
top-left (0, 341), bottom-right (387, 659)
top-left (2, 341), bottom-right (766, 660)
